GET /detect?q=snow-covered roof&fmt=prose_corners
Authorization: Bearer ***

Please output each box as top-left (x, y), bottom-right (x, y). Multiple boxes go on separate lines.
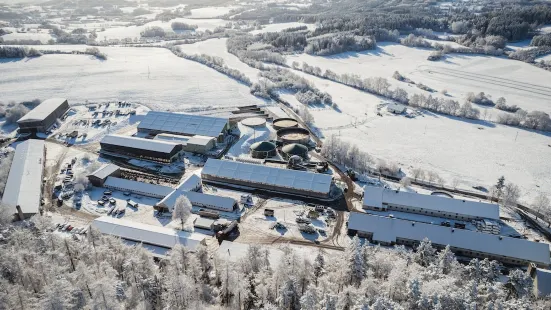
top-left (387, 103), bottom-right (406, 112)
top-left (187, 135), bottom-right (216, 146)
top-left (176, 174), bottom-right (202, 192)
top-left (104, 177), bottom-right (173, 198)
top-left (202, 159), bottom-right (332, 195)
top-left (535, 268), bottom-right (551, 297)
top-left (92, 216), bottom-right (206, 250)
top-left (157, 186), bottom-right (236, 212)
top-left (138, 111), bottom-right (228, 138)
top-left (88, 163), bottom-right (120, 180)
top-left (100, 134), bottom-right (180, 154)
top-left (18, 98), bottom-right (67, 122)
top-left (194, 217), bottom-right (215, 228)
top-left (154, 133), bottom-right (215, 146)
top-left (348, 212), bottom-right (550, 266)
top-left (1, 140), bottom-right (44, 214)
top-left (363, 186), bottom-right (500, 220)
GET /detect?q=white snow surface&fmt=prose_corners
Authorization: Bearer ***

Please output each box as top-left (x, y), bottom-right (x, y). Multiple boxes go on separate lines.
top-left (95, 19), bottom-right (227, 40)
top-left (250, 22), bottom-right (316, 34)
top-left (0, 46), bottom-right (264, 111)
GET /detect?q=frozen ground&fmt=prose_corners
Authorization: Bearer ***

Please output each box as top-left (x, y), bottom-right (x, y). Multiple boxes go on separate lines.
top-left (0, 46), bottom-right (264, 111)
top-left (250, 22), bottom-right (316, 34)
top-left (287, 43), bottom-right (551, 115)
top-left (177, 38), bottom-right (262, 82)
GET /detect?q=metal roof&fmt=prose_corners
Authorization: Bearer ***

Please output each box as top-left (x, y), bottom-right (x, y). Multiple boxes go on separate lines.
top-left (202, 159), bottom-right (332, 195)
top-left (92, 216), bottom-right (206, 250)
top-left (194, 217), bottom-right (215, 228)
top-left (1, 140), bottom-right (45, 214)
top-left (18, 98), bottom-right (67, 122)
top-left (88, 164), bottom-right (120, 180)
top-left (138, 111), bottom-right (228, 138)
top-left (348, 212), bottom-right (550, 266)
top-left (157, 177), bottom-right (236, 212)
top-left (154, 134), bottom-right (215, 147)
top-left (363, 186), bottom-right (500, 220)
top-left (535, 268), bottom-right (551, 297)
top-left (101, 134), bottom-right (180, 154)
top-left (104, 177), bottom-right (173, 198)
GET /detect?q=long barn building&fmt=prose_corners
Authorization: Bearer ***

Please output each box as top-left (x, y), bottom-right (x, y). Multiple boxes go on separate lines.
top-left (100, 134), bottom-right (182, 163)
top-left (348, 212), bottom-right (550, 267)
top-left (201, 159), bottom-right (332, 199)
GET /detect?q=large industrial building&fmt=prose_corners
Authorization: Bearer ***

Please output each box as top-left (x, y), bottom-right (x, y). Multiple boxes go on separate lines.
top-left (1, 140), bottom-right (45, 220)
top-left (363, 186), bottom-right (500, 221)
top-left (154, 133), bottom-right (216, 154)
top-left (103, 177), bottom-right (173, 199)
top-left (17, 98), bottom-right (70, 133)
top-left (87, 164), bottom-right (121, 187)
top-left (138, 111), bottom-right (229, 142)
top-left (155, 174), bottom-right (237, 212)
top-left (100, 134), bottom-right (183, 163)
top-left (201, 159), bottom-right (332, 198)
top-left (347, 212), bottom-right (550, 267)
top-left (91, 216), bottom-right (207, 256)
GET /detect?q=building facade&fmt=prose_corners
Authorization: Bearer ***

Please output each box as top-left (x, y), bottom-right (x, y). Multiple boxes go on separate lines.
top-left (100, 134), bottom-right (183, 163)
top-left (17, 98), bottom-right (70, 133)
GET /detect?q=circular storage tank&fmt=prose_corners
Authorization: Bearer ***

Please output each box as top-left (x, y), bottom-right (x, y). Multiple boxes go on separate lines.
top-left (277, 127), bottom-right (310, 145)
top-left (273, 117), bottom-right (299, 130)
top-left (241, 117), bottom-right (267, 128)
top-left (250, 141), bottom-right (277, 159)
top-left (281, 143), bottom-right (309, 159)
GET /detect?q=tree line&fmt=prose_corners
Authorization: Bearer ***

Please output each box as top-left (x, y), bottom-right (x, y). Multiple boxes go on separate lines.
top-left (0, 214), bottom-right (547, 310)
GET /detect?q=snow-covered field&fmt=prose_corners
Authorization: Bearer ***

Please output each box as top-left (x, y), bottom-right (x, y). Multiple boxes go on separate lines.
top-left (0, 46), bottom-right (264, 111)
top-left (287, 43), bottom-right (551, 115)
top-left (189, 6), bottom-right (237, 18)
top-left (1, 30), bottom-right (53, 43)
top-left (281, 59), bottom-right (551, 203)
top-left (250, 22), bottom-right (316, 34)
top-left (177, 38), bottom-right (262, 82)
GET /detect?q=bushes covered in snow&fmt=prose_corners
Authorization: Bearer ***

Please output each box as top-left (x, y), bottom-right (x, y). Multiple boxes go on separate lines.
top-left (400, 34), bottom-right (432, 48)
top-left (466, 92), bottom-right (494, 106)
top-left (0, 99), bottom-right (40, 124)
top-left (531, 33), bottom-right (551, 47)
top-left (305, 34), bottom-right (376, 56)
top-left (0, 148), bottom-right (14, 196)
top-left (140, 26), bottom-right (166, 38)
top-left (171, 22), bottom-right (198, 31)
top-left (0, 46), bottom-right (42, 58)
top-left (496, 109), bottom-right (551, 132)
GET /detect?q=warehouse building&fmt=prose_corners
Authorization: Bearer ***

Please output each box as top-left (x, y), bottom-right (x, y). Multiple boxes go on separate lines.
top-left (363, 186), bottom-right (500, 221)
top-left (529, 264), bottom-right (551, 298)
top-left (17, 98), bottom-right (70, 133)
top-left (201, 159), bottom-right (332, 199)
top-left (154, 133), bottom-right (216, 154)
top-left (155, 187), bottom-right (237, 213)
top-left (91, 216), bottom-right (207, 256)
top-left (347, 212), bottom-right (550, 267)
top-left (1, 140), bottom-right (45, 220)
top-left (104, 177), bottom-right (173, 199)
top-left (138, 111), bottom-right (229, 142)
top-left (100, 134), bottom-right (183, 163)
top-left (87, 164), bottom-right (121, 187)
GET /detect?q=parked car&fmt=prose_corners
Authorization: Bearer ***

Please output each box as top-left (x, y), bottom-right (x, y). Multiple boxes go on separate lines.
top-left (109, 198), bottom-right (116, 204)
top-left (98, 200), bottom-right (105, 206)
top-left (296, 217), bottom-right (311, 224)
top-left (123, 192), bottom-right (131, 196)
top-left (298, 224), bottom-right (317, 234)
top-left (440, 221), bottom-right (451, 227)
top-left (101, 196), bottom-right (109, 201)
top-left (271, 222), bottom-right (286, 230)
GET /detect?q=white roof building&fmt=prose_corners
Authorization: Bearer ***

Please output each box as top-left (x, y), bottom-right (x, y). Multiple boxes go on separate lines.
top-left (91, 216), bottom-right (207, 255)
top-left (17, 98), bottom-right (67, 122)
top-left (157, 188), bottom-right (236, 212)
top-left (138, 111), bottom-right (228, 138)
top-left (89, 163), bottom-right (120, 180)
top-left (100, 134), bottom-right (180, 154)
top-left (363, 186), bottom-right (500, 220)
top-left (104, 177), bottom-right (173, 198)
top-left (1, 140), bottom-right (45, 218)
top-left (348, 212), bottom-right (550, 267)
top-left (202, 159), bottom-right (332, 198)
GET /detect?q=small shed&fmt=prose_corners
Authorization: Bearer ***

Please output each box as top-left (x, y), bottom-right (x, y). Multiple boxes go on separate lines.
top-left (194, 217), bottom-right (215, 231)
top-left (387, 103), bottom-right (406, 114)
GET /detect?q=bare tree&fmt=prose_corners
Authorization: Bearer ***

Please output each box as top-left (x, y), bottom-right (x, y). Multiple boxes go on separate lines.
top-left (172, 195), bottom-right (192, 230)
top-left (532, 193), bottom-right (550, 223)
top-left (501, 183), bottom-right (521, 208)
top-left (399, 177), bottom-right (411, 188)
top-left (411, 168), bottom-right (425, 181)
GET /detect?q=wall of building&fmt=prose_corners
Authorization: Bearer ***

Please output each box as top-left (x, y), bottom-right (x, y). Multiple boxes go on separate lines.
top-left (100, 143), bottom-right (181, 163)
top-left (364, 203), bottom-right (479, 221)
top-left (18, 100), bottom-right (69, 133)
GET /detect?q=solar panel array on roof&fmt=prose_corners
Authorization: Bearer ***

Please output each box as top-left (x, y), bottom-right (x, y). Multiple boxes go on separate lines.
top-left (202, 159), bottom-right (332, 195)
top-left (100, 134), bottom-right (180, 154)
top-left (138, 111), bottom-right (228, 138)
